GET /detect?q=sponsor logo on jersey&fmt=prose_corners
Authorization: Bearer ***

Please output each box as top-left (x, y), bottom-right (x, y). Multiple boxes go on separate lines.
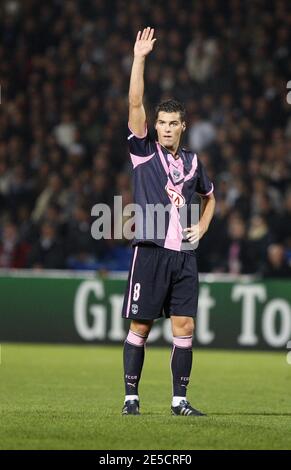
top-left (165, 185), bottom-right (186, 208)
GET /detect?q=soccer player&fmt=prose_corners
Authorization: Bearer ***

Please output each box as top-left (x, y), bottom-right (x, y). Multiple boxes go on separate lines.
top-left (121, 27), bottom-right (215, 416)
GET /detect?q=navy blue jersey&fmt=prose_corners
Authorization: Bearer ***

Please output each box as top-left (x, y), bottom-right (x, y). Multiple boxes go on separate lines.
top-left (127, 125), bottom-right (214, 254)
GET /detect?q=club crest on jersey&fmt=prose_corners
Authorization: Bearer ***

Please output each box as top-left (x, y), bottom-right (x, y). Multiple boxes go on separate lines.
top-left (173, 169), bottom-right (181, 181)
top-left (131, 304), bottom-right (138, 315)
top-left (165, 185), bottom-right (185, 208)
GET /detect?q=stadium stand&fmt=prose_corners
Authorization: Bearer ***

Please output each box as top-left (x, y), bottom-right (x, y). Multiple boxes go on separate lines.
top-left (0, 0), bottom-right (290, 275)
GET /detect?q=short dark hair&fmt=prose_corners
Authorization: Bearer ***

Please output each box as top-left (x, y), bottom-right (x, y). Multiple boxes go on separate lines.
top-left (155, 99), bottom-right (186, 122)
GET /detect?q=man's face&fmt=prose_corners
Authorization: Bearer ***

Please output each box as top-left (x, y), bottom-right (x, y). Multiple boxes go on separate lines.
top-left (155, 111), bottom-right (185, 151)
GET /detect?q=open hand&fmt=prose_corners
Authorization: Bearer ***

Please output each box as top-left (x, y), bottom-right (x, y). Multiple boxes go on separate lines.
top-left (134, 27), bottom-right (156, 58)
top-left (183, 222), bottom-right (208, 245)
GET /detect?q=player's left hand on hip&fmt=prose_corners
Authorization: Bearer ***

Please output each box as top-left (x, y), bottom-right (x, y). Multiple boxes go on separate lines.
top-left (183, 222), bottom-right (208, 244)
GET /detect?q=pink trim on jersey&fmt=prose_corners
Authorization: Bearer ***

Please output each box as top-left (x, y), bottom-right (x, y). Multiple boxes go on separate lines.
top-left (126, 330), bottom-right (147, 346)
top-left (126, 246), bottom-right (139, 317)
top-left (130, 152), bottom-right (155, 169)
top-left (168, 153), bottom-right (185, 182)
top-left (184, 153), bottom-right (198, 181)
top-left (164, 204), bottom-right (183, 250)
top-left (156, 143), bottom-right (185, 251)
top-left (196, 183), bottom-right (214, 197)
top-left (128, 122), bottom-right (148, 139)
top-left (173, 336), bottom-right (193, 348)
top-left (156, 143), bottom-right (170, 175)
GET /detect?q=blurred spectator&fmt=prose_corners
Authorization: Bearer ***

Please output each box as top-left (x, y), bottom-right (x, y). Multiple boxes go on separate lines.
top-left (274, 191), bottom-right (291, 246)
top-left (27, 222), bottom-right (65, 269)
top-left (186, 33), bottom-right (217, 83)
top-left (65, 203), bottom-right (103, 269)
top-left (54, 113), bottom-right (77, 150)
top-left (224, 215), bottom-right (252, 274)
top-left (247, 215), bottom-right (272, 274)
top-left (261, 244), bottom-right (291, 278)
top-left (0, 221), bottom-right (30, 268)
top-left (188, 114), bottom-right (216, 152)
top-left (31, 174), bottom-right (68, 223)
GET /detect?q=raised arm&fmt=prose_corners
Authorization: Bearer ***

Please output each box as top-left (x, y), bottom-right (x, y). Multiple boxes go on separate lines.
top-left (129, 27), bottom-right (156, 137)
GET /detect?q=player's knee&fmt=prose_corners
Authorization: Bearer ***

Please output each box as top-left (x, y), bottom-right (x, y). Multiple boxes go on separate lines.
top-left (130, 320), bottom-right (153, 337)
top-left (171, 316), bottom-right (194, 336)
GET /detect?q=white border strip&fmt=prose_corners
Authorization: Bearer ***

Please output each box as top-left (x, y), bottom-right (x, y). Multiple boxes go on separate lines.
top-left (0, 268), bottom-right (255, 282)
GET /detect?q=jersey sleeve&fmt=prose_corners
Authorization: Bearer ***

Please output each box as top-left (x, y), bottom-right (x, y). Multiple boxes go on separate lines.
top-left (127, 124), bottom-right (153, 157)
top-left (195, 158), bottom-right (214, 196)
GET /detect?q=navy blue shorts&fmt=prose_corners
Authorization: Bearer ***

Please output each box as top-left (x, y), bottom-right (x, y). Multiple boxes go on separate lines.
top-left (121, 243), bottom-right (199, 320)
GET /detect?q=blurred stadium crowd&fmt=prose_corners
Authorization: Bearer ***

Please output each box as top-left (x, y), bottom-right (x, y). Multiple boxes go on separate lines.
top-left (0, 0), bottom-right (291, 276)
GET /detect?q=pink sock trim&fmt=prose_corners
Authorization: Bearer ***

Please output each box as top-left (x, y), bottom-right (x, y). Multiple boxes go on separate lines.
top-left (173, 336), bottom-right (192, 348)
top-left (126, 330), bottom-right (147, 347)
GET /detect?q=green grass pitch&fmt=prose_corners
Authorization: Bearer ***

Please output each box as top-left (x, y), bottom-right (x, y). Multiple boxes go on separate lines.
top-left (0, 343), bottom-right (290, 450)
